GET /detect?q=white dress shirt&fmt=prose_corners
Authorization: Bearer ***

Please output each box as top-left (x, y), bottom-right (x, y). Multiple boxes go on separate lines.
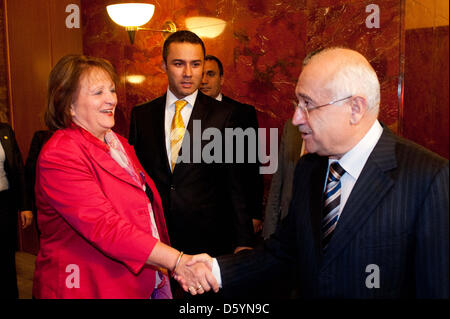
top-left (326, 120), bottom-right (383, 215)
top-left (164, 89), bottom-right (198, 171)
top-left (211, 120), bottom-right (384, 287)
top-left (0, 142), bottom-right (9, 192)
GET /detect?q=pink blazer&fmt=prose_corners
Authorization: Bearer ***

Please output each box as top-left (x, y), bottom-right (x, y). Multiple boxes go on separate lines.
top-left (33, 125), bottom-right (170, 298)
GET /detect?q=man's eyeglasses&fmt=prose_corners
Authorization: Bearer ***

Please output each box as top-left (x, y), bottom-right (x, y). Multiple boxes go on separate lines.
top-left (294, 95), bottom-right (353, 118)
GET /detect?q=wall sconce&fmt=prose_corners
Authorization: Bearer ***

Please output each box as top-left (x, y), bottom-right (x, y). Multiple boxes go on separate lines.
top-left (107, 3), bottom-right (176, 44)
top-left (107, 3), bottom-right (227, 44)
top-left (125, 75), bottom-right (146, 84)
top-left (185, 17), bottom-right (227, 38)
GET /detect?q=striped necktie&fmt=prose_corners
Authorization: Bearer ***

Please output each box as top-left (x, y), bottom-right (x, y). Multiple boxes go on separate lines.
top-left (321, 162), bottom-right (346, 250)
top-left (170, 100), bottom-right (187, 170)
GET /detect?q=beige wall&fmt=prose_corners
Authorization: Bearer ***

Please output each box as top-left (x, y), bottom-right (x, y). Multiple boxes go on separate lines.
top-left (4, 0), bottom-right (82, 156)
top-left (406, 0), bottom-right (449, 29)
top-left (0, 0), bottom-right (9, 122)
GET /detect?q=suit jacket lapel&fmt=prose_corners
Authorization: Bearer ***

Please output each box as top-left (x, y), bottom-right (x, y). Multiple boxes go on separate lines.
top-left (154, 95), bottom-right (172, 175)
top-left (308, 156), bottom-right (329, 255)
top-left (185, 92), bottom-right (210, 137)
top-left (321, 128), bottom-right (398, 268)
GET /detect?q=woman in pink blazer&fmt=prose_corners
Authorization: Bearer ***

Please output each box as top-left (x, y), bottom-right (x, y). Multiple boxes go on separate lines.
top-left (32, 55), bottom-right (218, 299)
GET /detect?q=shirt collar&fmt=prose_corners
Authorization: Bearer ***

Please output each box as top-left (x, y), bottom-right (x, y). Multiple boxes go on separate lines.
top-left (215, 93), bottom-right (223, 101)
top-left (166, 88), bottom-right (198, 110)
top-left (330, 120), bottom-right (383, 180)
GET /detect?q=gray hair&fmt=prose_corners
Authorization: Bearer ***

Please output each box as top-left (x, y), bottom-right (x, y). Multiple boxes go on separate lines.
top-left (303, 47), bottom-right (380, 115)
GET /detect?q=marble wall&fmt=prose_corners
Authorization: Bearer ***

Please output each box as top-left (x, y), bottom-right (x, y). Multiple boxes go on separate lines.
top-left (403, 26), bottom-right (449, 159)
top-left (0, 0), bottom-right (9, 123)
top-left (403, 0), bottom-right (449, 158)
top-left (82, 0), bottom-right (402, 138)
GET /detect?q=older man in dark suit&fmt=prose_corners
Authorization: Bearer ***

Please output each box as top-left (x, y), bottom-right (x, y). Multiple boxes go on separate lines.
top-left (129, 31), bottom-right (254, 268)
top-left (186, 47), bottom-right (449, 298)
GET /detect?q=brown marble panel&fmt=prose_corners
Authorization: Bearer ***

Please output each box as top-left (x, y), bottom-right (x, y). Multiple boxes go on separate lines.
top-left (305, 0), bottom-right (401, 130)
top-left (0, 0), bottom-right (9, 123)
top-left (403, 26), bottom-right (449, 159)
top-left (82, 0), bottom-right (402, 137)
top-left (228, 1), bottom-right (308, 132)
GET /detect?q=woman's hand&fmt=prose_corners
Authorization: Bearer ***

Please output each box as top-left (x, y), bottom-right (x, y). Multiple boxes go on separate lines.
top-left (173, 253), bottom-right (219, 295)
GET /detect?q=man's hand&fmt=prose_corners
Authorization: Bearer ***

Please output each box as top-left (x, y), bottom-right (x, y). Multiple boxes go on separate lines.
top-left (252, 218), bottom-right (263, 234)
top-left (173, 253), bottom-right (219, 295)
top-left (20, 210), bottom-right (33, 229)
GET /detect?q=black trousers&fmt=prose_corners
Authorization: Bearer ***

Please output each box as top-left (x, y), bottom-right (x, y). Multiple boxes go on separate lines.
top-left (0, 190), bottom-right (19, 299)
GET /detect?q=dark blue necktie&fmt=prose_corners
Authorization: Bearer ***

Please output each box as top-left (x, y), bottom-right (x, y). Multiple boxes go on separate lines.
top-left (321, 162), bottom-right (346, 250)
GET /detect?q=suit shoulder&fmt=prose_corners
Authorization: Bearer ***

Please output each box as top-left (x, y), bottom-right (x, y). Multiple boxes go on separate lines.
top-left (132, 95), bottom-right (166, 114)
top-left (223, 96), bottom-right (255, 110)
top-left (0, 122), bottom-right (13, 133)
top-left (33, 130), bottom-right (53, 140)
top-left (394, 134), bottom-right (448, 170)
top-left (200, 93), bottom-right (234, 116)
top-left (237, 102), bottom-right (256, 116)
top-left (239, 101), bottom-right (256, 112)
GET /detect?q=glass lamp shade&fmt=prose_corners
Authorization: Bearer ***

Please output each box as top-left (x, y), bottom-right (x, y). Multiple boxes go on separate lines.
top-left (185, 17), bottom-right (226, 38)
top-left (126, 75), bottom-right (146, 84)
top-left (106, 3), bottom-right (155, 27)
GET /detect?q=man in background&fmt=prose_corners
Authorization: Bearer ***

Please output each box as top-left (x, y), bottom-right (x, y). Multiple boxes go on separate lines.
top-left (263, 119), bottom-right (303, 239)
top-left (200, 55), bottom-right (263, 235)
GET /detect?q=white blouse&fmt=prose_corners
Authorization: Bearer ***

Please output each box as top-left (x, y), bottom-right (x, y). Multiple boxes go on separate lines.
top-left (0, 142), bottom-right (10, 192)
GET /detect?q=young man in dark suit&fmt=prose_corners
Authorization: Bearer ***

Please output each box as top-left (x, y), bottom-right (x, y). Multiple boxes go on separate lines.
top-left (129, 31), bottom-right (254, 274)
top-left (186, 47), bottom-right (449, 299)
top-left (200, 55), bottom-right (264, 235)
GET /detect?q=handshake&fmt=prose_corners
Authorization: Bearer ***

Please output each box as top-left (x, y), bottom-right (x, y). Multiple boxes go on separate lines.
top-left (171, 252), bottom-right (220, 295)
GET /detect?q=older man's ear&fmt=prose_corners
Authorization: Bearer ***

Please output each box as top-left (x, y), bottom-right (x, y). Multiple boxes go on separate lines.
top-left (349, 95), bottom-right (369, 125)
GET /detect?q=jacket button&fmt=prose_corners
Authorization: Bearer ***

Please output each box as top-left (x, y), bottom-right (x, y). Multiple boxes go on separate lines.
top-left (170, 185), bottom-right (175, 190)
